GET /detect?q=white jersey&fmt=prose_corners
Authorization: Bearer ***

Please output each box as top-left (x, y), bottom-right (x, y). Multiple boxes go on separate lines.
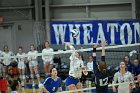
top-left (0, 50), bottom-right (2, 61)
top-left (27, 50), bottom-right (38, 61)
top-left (2, 51), bottom-right (14, 66)
top-left (87, 62), bottom-right (93, 71)
top-left (0, 50), bottom-right (2, 56)
top-left (17, 53), bottom-right (25, 69)
top-left (28, 50), bottom-right (38, 67)
top-left (69, 46), bottom-right (84, 78)
top-left (42, 48), bottom-right (54, 64)
top-left (113, 71), bottom-right (133, 93)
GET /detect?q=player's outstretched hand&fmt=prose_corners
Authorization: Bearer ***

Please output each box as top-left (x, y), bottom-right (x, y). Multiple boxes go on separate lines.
top-left (101, 40), bottom-right (106, 47)
top-left (93, 44), bottom-right (98, 48)
top-left (63, 42), bottom-right (70, 46)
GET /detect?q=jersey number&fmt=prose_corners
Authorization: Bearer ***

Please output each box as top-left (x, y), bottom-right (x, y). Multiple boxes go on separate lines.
top-left (99, 77), bottom-right (108, 86)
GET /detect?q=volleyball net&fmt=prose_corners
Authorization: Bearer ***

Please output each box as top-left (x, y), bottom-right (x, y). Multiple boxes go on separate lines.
top-left (0, 43), bottom-right (139, 93)
top-left (0, 43), bottom-right (139, 59)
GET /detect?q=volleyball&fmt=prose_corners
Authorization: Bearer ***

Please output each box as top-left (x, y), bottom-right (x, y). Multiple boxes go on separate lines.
top-left (70, 29), bottom-right (79, 38)
top-left (38, 83), bottom-right (44, 89)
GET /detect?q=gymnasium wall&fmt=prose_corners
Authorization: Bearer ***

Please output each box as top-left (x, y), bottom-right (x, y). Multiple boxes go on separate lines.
top-left (0, 0), bottom-right (139, 67)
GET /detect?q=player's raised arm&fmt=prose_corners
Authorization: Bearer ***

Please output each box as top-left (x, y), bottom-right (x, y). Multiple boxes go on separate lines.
top-left (101, 40), bottom-right (106, 61)
top-left (92, 44), bottom-right (99, 74)
top-left (64, 42), bottom-right (75, 50)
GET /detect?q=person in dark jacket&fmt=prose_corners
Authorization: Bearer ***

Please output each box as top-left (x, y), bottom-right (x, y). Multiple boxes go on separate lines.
top-left (93, 41), bottom-right (109, 93)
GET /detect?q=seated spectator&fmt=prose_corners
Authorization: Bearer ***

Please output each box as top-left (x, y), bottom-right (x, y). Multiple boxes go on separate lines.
top-left (132, 59), bottom-right (140, 78)
top-left (114, 55), bottom-right (132, 72)
top-left (124, 55), bottom-right (132, 72)
top-left (0, 61), bottom-right (4, 79)
top-left (0, 77), bottom-right (8, 93)
top-left (8, 74), bottom-right (21, 93)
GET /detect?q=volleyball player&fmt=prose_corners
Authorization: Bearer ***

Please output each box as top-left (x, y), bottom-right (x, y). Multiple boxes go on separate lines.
top-left (16, 46), bottom-right (26, 87)
top-left (39, 68), bottom-right (62, 93)
top-left (1, 45), bottom-right (15, 78)
top-left (42, 41), bottom-right (54, 76)
top-left (27, 44), bottom-right (40, 87)
top-left (112, 61), bottom-right (134, 93)
top-left (64, 42), bottom-right (88, 93)
top-left (92, 41), bottom-right (109, 93)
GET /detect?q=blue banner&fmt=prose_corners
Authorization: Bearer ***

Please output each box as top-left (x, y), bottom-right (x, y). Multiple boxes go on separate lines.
top-left (50, 20), bottom-right (140, 45)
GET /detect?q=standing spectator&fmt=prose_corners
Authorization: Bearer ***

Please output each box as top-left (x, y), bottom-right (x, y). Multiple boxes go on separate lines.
top-left (42, 41), bottom-right (54, 76)
top-left (1, 45), bottom-right (15, 78)
top-left (27, 44), bottom-right (40, 87)
top-left (132, 59), bottom-right (140, 78)
top-left (16, 46), bottom-right (26, 87)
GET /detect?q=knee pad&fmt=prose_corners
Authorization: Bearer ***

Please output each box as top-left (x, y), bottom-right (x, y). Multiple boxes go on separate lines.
top-left (22, 75), bottom-right (25, 80)
top-left (20, 75), bottom-right (22, 80)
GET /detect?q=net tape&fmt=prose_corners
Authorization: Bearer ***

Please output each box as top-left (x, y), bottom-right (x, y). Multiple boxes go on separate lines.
top-left (0, 43), bottom-right (139, 59)
top-left (57, 81), bottom-right (137, 93)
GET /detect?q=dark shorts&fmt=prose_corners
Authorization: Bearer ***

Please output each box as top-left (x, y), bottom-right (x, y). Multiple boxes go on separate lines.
top-left (96, 89), bottom-right (109, 93)
top-left (66, 76), bottom-right (80, 86)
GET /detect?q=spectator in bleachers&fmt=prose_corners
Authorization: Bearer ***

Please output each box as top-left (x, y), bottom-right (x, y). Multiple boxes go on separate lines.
top-left (86, 56), bottom-right (94, 82)
top-left (8, 74), bottom-right (21, 93)
top-left (1, 45), bottom-right (15, 78)
top-left (132, 59), bottom-right (140, 78)
top-left (133, 74), bottom-right (140, 93)
top-left (87, 56), bottom-right (94, 72)
top-left (114, 55), bottom-right (132, 72)
top-left (42, 41), bottom-right (54, 77)
top-left (0, 50), bottom-right (4, 79)
top-left (0, 61), bottom-right (4, 79)
top-left (27, 44), bottom-right (40, 87)
top-left (124, 55), bottom-right (132, 72)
